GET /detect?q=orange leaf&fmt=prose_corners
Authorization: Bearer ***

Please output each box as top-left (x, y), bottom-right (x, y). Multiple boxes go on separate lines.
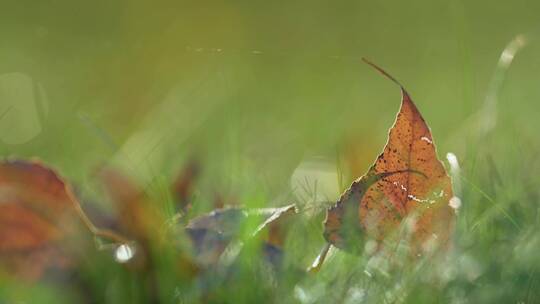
top-left (99, 168), bottom-right (162, 244)
top-left (0, 160), bottom-right (89, 279)
top-left (172, 158), bottom-right (201, 213)
top-left (324, 60), bottom-right (455, 256)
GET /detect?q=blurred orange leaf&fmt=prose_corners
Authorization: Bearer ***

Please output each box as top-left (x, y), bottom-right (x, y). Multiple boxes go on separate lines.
top-left (0, 160), bottom-right (90, 279)
top-left (172, 158), bottom-right (201, 213)
top-left (99, 168), bottom-right (163, 245)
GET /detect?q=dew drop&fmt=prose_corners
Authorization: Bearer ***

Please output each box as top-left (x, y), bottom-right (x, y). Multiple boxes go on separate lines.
top-left (115, 244), bottom-right (135, 263)
top-left (449, 196), bottom-right (462, 211)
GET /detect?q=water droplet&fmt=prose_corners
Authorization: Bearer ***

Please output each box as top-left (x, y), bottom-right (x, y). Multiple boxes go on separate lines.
top-left (446, 152), bottom-right (460, 171)
top-left (449, 196), bottom-right (462, 211)
top-left (114, 244), bottom-right (135, 263)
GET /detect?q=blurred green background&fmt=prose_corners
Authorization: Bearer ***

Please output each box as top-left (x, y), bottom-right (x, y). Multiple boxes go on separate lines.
top-left (1, 0), bottom-right (539, 187)
top-left (1, 0), bottom-right (540, 303)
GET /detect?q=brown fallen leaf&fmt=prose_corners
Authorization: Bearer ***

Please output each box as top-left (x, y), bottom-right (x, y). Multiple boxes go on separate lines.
top-left (172, 158), bottom-right (201, 214)
top-left (98, 168), bottom-right (169, 269)
top-left (314, 60), bottom-right (455, 270)
top-left (99, 168), bottom-right (163, 245)
top-left (0, 160), bottom-right (125, 280)
top-left (98, 167), bottom-right (200, 294)
top-left (253, 204), bottom-right (297, 248)
top-left (185, 204), bottom-right (297, 267)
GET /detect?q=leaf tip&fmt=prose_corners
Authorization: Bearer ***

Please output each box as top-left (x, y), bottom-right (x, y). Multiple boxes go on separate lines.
top-left (361, 57), bottom-right (406, 91)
